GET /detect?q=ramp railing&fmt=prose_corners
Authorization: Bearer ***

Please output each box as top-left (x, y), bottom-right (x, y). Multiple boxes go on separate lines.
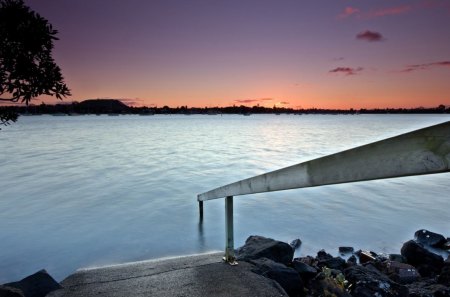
top-left (197, 121), bottom-right (450, 264)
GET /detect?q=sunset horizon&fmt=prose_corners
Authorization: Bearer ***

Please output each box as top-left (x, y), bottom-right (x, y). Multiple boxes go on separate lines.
top-left (20, 0), bottom-right (450, 110)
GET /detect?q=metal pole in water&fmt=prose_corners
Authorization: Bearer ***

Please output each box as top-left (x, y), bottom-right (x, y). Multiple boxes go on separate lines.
top-left (224, 196), bottom-right (237, 265)
top-left (198, 201), bottom-right (203, 221)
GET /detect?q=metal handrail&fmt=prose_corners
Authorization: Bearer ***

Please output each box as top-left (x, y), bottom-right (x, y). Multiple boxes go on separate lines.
top-left (197, 121), bottom-right (450, 263)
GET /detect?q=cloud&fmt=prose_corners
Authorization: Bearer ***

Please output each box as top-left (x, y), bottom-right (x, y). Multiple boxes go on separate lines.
top-left (278, 101), bottom-right (290, 105)
top-left (329, 67), bottom-right (363, 76)
top-left (356, 30), bottom-right (384, 42)
top-left (401, 61), bottom-right (450, 73)
top-left (234, 98), bottom-right (274, 104)
top-left (370, 5), bottom-right (412, 17)
top-left (338, 6), bottom-right (360, 18)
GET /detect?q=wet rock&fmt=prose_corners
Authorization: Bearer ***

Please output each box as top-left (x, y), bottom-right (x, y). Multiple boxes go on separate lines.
top-left (319, 257), bottom-right (346, 271)
top-left (309, 272), bottom-right (351, 297)
top-left (438, 263), bottom-right (450, 286)
top-left (344, 265), bottom-right (408, 297)
top-left (3, 270), bottom-right (61, 297)
top-left (236, 235), bottom-right (294, 265)
top-left (401, 240), bottom-right (444, 277)
top-left (347, 255), bottom-right (357, 266)
top-left (0, 286), bottom-right (24, 297)
top-left (389, 254), bottom-right (407, 263)
top-left (415, 229), bottom-right (447, 248)
top-left (316, 250), bottom-right (333, 261)
top-left (250, 258), bottom-right (303, 297)
top-left (339, 247), bottom-right (354, 254)
top-left (290, 239), bottom-right (302, 250)
top-left (292, 259), bottom-right (318, 280)
top-left (356, 250), bottom-right (377, 264)
top-left (407, 278), bottom-right (450, 297)
top-left (383, 261), bottom-right (421, 284)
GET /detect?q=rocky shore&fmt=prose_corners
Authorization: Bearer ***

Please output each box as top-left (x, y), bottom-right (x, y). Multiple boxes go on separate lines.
top-left (1, 229), bottom-right (449, 297)
top-left (235, 229), bottom-right (450, 297)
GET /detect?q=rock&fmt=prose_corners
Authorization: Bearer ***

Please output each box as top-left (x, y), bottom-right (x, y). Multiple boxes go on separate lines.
top-left (309, 273), bottom-right (351, 297)
top-left (316, 250), bottom-right (333, 261)
top-left (0, 286), bottom-right (24, 297)
top-left (356, 250), bottom-right (377, 264)
top-left (401, 240), bottom-right (444, 276)
top-left (292, 259), bottom-right (318, 280)
top-left (414, 229), bottom-right (447, 248)
top-left (236, 235), bottom-right (294, 265)
top-left (339, 246), bottom-right (354, 254)
top-left (250, 258), bottom-right (303, 297)
top-left (319, 257), bottom-right (346, 271)
top-left (407, 278), bottom-right (450, 297)
top-left (389, 254), bottom-right (406, 263)
top-left (3, 270), bottom-right (61, 297)
top-left (290, 239), bottom-right (302, 250)
top-left (347, 255), bottom-right (357, 265)
top-left (383, 261), bottom-right (421, 284)
top-left (344, 265), bottom-right (408, 297)
top-left (438, 263), bottom-right (450, 286)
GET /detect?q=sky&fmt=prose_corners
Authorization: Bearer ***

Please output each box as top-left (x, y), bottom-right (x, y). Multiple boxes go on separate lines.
top-left (23, 0), bottom-right (450, 109)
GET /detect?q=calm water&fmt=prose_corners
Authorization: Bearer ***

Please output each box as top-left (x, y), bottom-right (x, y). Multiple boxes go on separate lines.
top-left (0, 114), bottom-right (449, 282)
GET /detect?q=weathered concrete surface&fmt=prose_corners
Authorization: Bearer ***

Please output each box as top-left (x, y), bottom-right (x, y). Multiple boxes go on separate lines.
top-left (48, 252), bottom-right (287, 297)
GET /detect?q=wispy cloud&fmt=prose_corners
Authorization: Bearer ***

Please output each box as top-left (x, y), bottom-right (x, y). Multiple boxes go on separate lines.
top-left (369, 5), bottom-right (412, 17)
top-left (329, 67), bottom-right (364, 76)
top-left (278, 101), bottom-right (290, 105)
top-left (338, 6), bottom-right (360, 19)
top-left (356, 30), bottom-right (384, 42)
top-left (234, 98), bottom-right (273, 104)
top-left (400, 61), bottom-right (450, 73)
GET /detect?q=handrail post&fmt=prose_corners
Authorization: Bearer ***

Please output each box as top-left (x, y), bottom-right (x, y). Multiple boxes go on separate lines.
top-left (224, 196), bottom-right (237, 265)
top-left (198, 201), bottom-right (203, 221)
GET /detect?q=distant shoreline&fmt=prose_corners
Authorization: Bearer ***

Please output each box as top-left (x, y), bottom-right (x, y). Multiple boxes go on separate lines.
top-left (1, 99), bottom-right (449, 116)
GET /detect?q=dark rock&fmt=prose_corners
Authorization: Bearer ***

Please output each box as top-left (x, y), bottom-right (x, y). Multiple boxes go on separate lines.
top-left (290, 239), bottom-right (302, 250)
top-left (339, 246), bottom-right (354, 254)
top-left (401, 240), bottom-right (444, 277)
top-left (389, 254), bottom-right (407, 263)
top-left (345, 265), bottom-right (409, 297)
top-left (319, 257), bottom-right (346, 271)
top-left (292, 259), bottom-right (318, 280)
top-left (236, 235), bottom-right (294, 265)
top-left (250, 258), bottom-right (303, 297)
top-left (309, 273), bottom-right (351, 297)
top-left (347, 255), bottom-right (357, 265)
top-left (0, 286), bottom-right (24, 297)
top-left (316, 249), bottom-right (333, 261)
top-left (407, 278), bottom-right (450, 297)
top-left (383, 261), bottom-right (421, 284)
top-left (356, 250), bottom-right (377, 264)
top-left (415, 229), bottom-right (447, 248)
top-left (438, 263), bottom-right (450, 286)
top-left (3, 270), bottom-right (61, 297)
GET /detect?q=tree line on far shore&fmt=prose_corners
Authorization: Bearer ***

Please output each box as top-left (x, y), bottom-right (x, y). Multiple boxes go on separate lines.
top-left (1, 99), bottom-right (448, 115)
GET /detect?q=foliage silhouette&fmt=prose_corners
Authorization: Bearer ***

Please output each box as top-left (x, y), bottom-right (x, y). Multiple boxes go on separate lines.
top-left (0, 0), bottom-right (70, 127)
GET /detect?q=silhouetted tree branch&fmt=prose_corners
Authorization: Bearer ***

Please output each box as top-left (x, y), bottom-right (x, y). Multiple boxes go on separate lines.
top-left (0, 0), bottom-right (70, 127)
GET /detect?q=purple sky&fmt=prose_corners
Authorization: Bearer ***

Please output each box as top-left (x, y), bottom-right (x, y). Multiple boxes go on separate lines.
top-left (25, 0), bottom-right (450, 108)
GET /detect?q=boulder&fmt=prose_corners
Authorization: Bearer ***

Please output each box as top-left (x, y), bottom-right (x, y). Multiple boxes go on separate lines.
top-left (381, 261), bottom-right (421, 284)
top-left (344, 265), bottom-right (409, 297)
top-left (292, 259), bottom-right (318, 280)
top-left (414, 229), bottom-right (447, 248)
top-left (290, 239), bottom-right (302, 250)
top-left (318, 257), bottom-right (346, 271)
top-left (438, 263), bottom-right (450, 286)
top-left (3, 270), bottom-right (61, 297)
top-left (309, 273), bottom-right (351, 297)
top-left (339, 247), bottom-right (354, 254)
top-left (356, 250), bottom-right (377, 264)
top-left (250, 258), bottom-right (303, 297)
top-left (347, 255), bottom-right (357, 266)
top-left (389, 254), bottom-right (407, 263)
top-left (0, 286), bottom-right (24, 297)
top-left (406, 278), bottom-right (450, 297)
top-left (401, 240), bottom-right (444, 276)
top-left (236, 235), bottom-right (294, 265)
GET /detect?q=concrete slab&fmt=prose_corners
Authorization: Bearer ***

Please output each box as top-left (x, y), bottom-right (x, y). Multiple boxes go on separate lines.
top-left (48, 252), bottom-right (287, 297)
